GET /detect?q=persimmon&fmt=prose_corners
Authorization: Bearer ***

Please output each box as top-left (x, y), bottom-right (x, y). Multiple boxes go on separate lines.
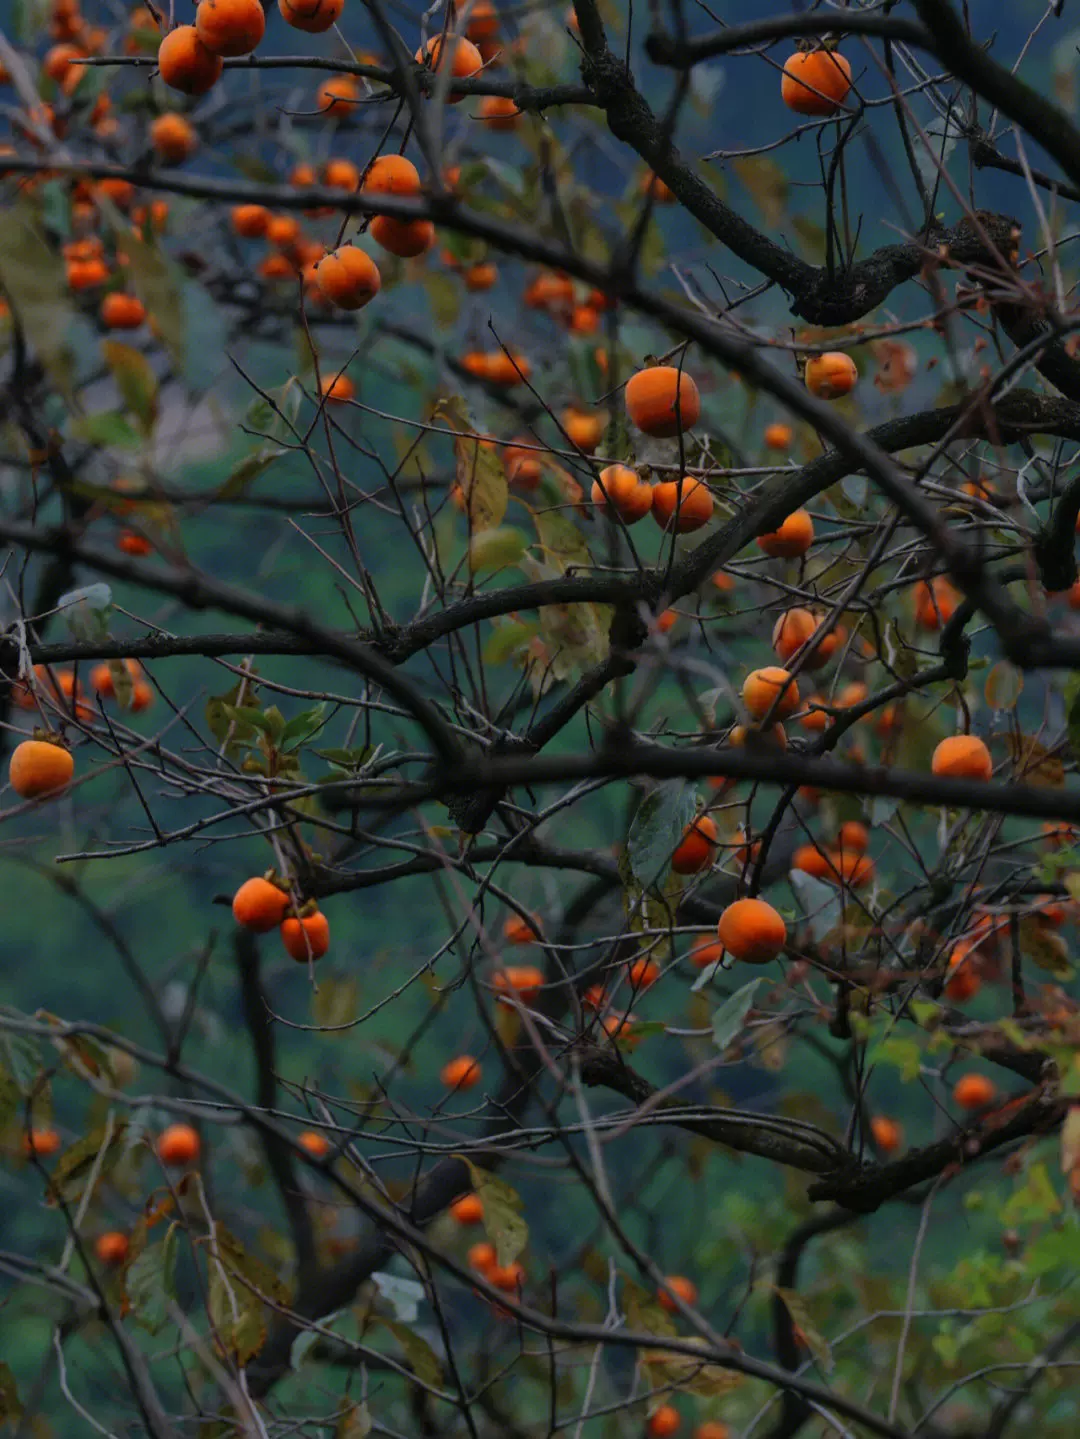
top-left (266, 214), bottom-right (301, 250)
top-left (9, 739), bottom-right (74, 800)
top-left (504, 440), bottom-right (542, 489)
top-left (278, 0), bottom-right (342, 32)
top-left (600, 1011), bottom-right (640, 1047)
top-left (320, 373), bottom-right (355, 402)
top-left (157, 25), bottom-right (223, 94)
top-left (651, 476), bottom-right (713, 533)
top-left (465, 0), bottom-right (498, 41)
top-left (837, 820), bottom-right (868, 853)
top-left (690, 935), bottom-right (724, 969)
top-left (231, 203), bottom-right (270, 237)
top-left (870, 1116), bottom-right (902, 1153)
top-left (232, 876), bottom-right (290, 931)
top-left (486, 350), bottom-right (530, 386)
top-left (318, 74), bottom-right (361, 113)
top-left (792, 844), bottom-right (834, 880)
top-left (913, 577), bottom-right (959, 630)
top-left (468, 1240), bottom-right (497, 1272)
top-left (524, 270), bottom-right (574, 310)
top-left (640, 169), bottom-right (676, 203)
top-left (462, 351), bottom-right (491, 379)
top-left (441, 1054), bottom-right (481, 1090)
top-left (568, 303), bottom-right (599, 334)
top-left (43, 42), bottom-right (86, 89)
top-left (479, 94), bottom-right (520, 129)
top-left (489, 1260), bottom-right (524, 1291)
top-left (945, 946), bottom-right (980, 1002)
top-left (657, 1274), bottom-right (697, 1311)
top-left (156, 1123), bottom-right (200, 1165)
top-left (562, 406), bottom-right (604, 453)
top-left (370, 215), bottom-right (436, 258)
top-left (281, 910), bottom-right (331, 961)
top-left (931, 735), bottom-right (992, 782)
top-left (117, 531), bottom-right (152, 561)
top-left (89, 658), bottom-right (141, 698)
top-left (493, 965), bottom-right (544, 1002)
top-left (503, 913), bottom-right (539, 945)
top-left (743, 667), bottom-right (799, 721)
top-left (464, 261), bottom-right (497, 290)
top-left (449, 1192), bottom-right (485, 1225)
top-left (195, 0), bottom-right (265, 50)
top-left (314, 246), bottom-right (381, 310)
top-left (149, 111), bottom-right (196, 163)
top-left (95, 1231), bottom-right (129, 1264)
top-left (830, 850), bottom-right (874, 888)
top-left (717, 897), bottom-right (787, 964)
top-left (756, 509), bottom-right (814, 558)
top-left (298, 1129), bottom-right (330, 1158)
top-left (324, 157), bottom-right (360, 190)
top-left (771, 608), bottom-right (818, 663)
top-left (671, 814), bottom-right (718, 875)
top-left (764, 422), bottom-right (792, 450)
top-left (953, 1073), bottom-right (996, 1110)
top-left (591, 464), bottom-right (653, 524)
top-left (22, 1127), bottom-right (61, 1157)
top-left (101, 293), bottom-right (146, 329)
top-left (727, 721), bottom-right (788, 750)
top-left (648, 1405), bottom-right (681, 1438)
top-left (363, 154), bottom-right (422, 196)
top-left (96, 177), bottom-right (134, 208)
top-left (694, 1426), bottom-right (730, 1439)
top-left (805, 352), bottom-right (858, 399)
top-left (625, 364), bottom-right (700, 437)
top-left (415, 35), bottom-right (484, 102)
top-left (626, 958), bottom-right (660, 990)
top-left (781, 47), bottom-right (852, 115)
top-left (655, 609), bottom-right (678, 635)
top-left (67, 257), bottom-right (109, 290)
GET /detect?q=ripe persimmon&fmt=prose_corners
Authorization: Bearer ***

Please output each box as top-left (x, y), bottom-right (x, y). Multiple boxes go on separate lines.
top-left (101, 293), bottom-right (146, 329)
top-left (764, 422), bottom-right (792, 450)
top-left (450, 1192), bottom-right (484, 1224)
top-left (9, 739), bottom-right (74, 799)
top-left (318, 73), bottom-right (361, 113)
top-left (363, 153), bottom-right (422, 196)
top-left (837, 820), bottom-right (868, 853)
top-left (441, 1054), bottom-right (481, 1090)
top-left (324, 157), bottom-right (360, 190)
top-left (805, 352), bottom-right (858, 400)
top-left (694, 1426), bottom-right (730, 1439)
top-left (493, 965), bottom-right (544, 1002)
top-left (232, 876), bottom-right (290, 932)
top-left (464, 261), bottom-right (497, 290)
top-left (792, 844), bottom-right (834, 880)
top-left (22, 1127), bottom-right (61, 1157)
top-left (320, 373), bottom-right (355, 402)
top-left (562, 406), bottom-right (604, 453)
top-left (157, 25), bottom-right (222, 94)
top-left (415, 35), bottom-right (483, 102)
top-left (913, 577), bottom-right (959, 630)
top-left (781, 48), bottom-right (852, 115)
top-left (489, 1259), bottom-right (524, 1291)
top-left (278, 0), bottom-right (342, 32)
top-left (314, 246), bottom-right (381, 309)
top-left (771, 608), bottom-right (818, 663)
top-left (504, 440), bottom-right (542, 488)
top-left (486, 350), bottom-right (530, 385)
top-left (117, 530), bottom-right (153, 555)
top-left (468, 1240), bottom-right (497, 1272)
top-left (689, 935), bottom-right (724, 969)
top-left (297, 1129), bottom-right (330, 1158)
top-left (671, 814), bottom-right (718, 874)
top-left (931, 735), bottom-right (992, 782)
top-left (231, 203), bottom-right (270, 237)
top-left (266, 213), bottom-right (301, 249)
top-left (648, 1406), bottom-right (681, 1438)
top-left (626, 957), bottom-right (660, 990)
top-left (743, 667), bottom-right (799, 721)
top-left (625, 364), bottom-right (700, 437)
top-left (194, 0), bottom-right (264, 54)
top-left (150, 111), bottom-right (197, 163)
top-left (651, 476), bottom-right (714, 533)
top-left (953, 1073), bottom-right (996, 1110)
top-left (756, 509), bottom-right (813, 558)
top-left (568, 303), bottom-right (599, 334)
top-left (370, 215), bottom-right (436, 258)
top-left (156, 1123), bottom-right (200, 1165)
top-left (281, 910), bottom-right (331, 961)
top-left (717, 897), bottom-right (787, 964)
top-left (657, 1274), bottom-right (697, 1311)
top-left (67, 256), bottom-right (109, 290)
top-left (479, 94), bottom-right (520, 129)
top-left (830, 850), bottom-right (874, 888)
top-left (89, 658), bottom-right (141, 698)
top-left (591, 464), bottom-right (652, 524)
top-left (524, 270), bottom-right (574, 311)
top-left (640, 169), bottom-right (675, 203)
top-left (94, 1231), bottom-right (129, 1264)
top-left (870, 1116), bottom-right (902, 1153)
top-left (503, 913), bottom-right (539, 944)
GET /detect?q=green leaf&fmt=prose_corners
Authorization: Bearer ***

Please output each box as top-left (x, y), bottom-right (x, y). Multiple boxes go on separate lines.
top-left (313, 745), bottom-right (373, 772)
top-left (622, 1274), bottom-right (677, 1338)
top-left (102, 340), bottom-right (158, 435)
top-left (0, 1063), bottom-right (17, 1130)
top-left (866, 1035), bottom-right (922, 1082)
top-left (0, 1360), bottom-right (22, 1428)
top-left (222, 704), bottom-right (275, 737)
top-left (69, 411), bottom-right (143, 449)
top-left (425, 272), bottom-right (460, 329)
top-left (532, 508), bottom-right (590, 575)
top-left (336, 1403), bottom-right (371, 1439)
top-left (789, 871), bottom-right (843, 944)
top-left (627, 782), bottom-right (697, 887)
top-left (1065, 673), bottom-right (1080, 759)
top-left (482, 619), bottom-right (537, 665)
top-left (1001, 1162), bottom-right (1063, 1225)
top-left (775, 1288), bottom-right (833, 1372)
top-left (378, 1319), bottom-right (443, 1388)
top-left (57, 584), bottom-right (112, 643)
top-left (0, 203), bottom-right (76, 398)
top-left (1018, 916), bottom-right (1074, 979)
top-left (48, 1120), bottom-right (128, 1203)
top-left (217, 446), bottom-right (287, 501)
top-left (116, 227), bottom-right (186, 371)
top-left (208, 1223), bottom-right (290, 1365)
top-left (712, 980), bottom-right (761, 1051)
top-left (643, 1338), bottom-right (745, 1397)
top-left (280, 704), bottom-right (328, 753)
top-left (0, 1030), bottom-right (41, 1090)
top-left (371, 1272), bottom-right (425, 1323)
top-left (468, 526), bottom-right (527, 574)
top-left (1024, 1220), bottom-right (1080, 1275)
top-left (206, 680), bottom-right (260, 753)
top-left (126, 1224), bottom-right (178, 1335)
top-left (461, 1160), bottom-right (528, 1268)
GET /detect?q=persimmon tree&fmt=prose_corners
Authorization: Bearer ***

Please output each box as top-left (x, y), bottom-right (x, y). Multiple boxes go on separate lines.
top-left (3, 0), bottom-right (1080, 1435)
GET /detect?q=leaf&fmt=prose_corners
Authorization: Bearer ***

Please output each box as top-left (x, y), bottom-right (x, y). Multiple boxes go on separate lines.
top-left (0, 1030), bottom-right (41, 1090)
top-left (1018, 917), bottom-right (1074, 978)
top-left (869, 795), bottom-right (900, 826)
top-left (312, 975), bottom-right (358, 1030)
top-left (336, 1403), bottom-right (371, 1439)
top-left (483, 619), bottom-right (537, 665)
top-left (371, 1273), bottom-right (426, 1324)
top-left (532, 508), bottom-right (590, 575)
top-left (733, 155), bottom-right (788, 227)
top-left (126, 1224), bottom-right (178, 1334)
top-left (290, 1311), bottom-right (342, 1370)
top-left (712, 980), bottom-right (761, 1052)
top-left (433, 396), bottom-right (508, 532)
top-left (425, 272), bottom-right (460, 329)
top-left (985, 661), bottom-right (1023, 711)
top-left (1006, 735), bottom-right (1064, 788)
top-left (116, 227), bottom-right (186, 370)
top-left (280, 704), bottom-right (327, 753)
top-left (102, 340), bottom-right (158, 435)
top-left (469, 526), bottom-right (527, 574)
top-left (642, 1337), bottom-right (744, 1397)
top-left (789, 870), bottom-right (843, 944)
top-left (0, 1063), bottom-right (17, 1130)
top-left (378, 1317), bottom-right (443, 1386)
top-left (208, 1223), bottom-right (289, 1365)
top-left (865, 1035), bottom-right (922, 1082)
top-left (47, 1121), bottom-right (128, 1204)
top-left (57, 584), bottom-right (112, 643)
top-left (206, 680), bottom-right (260, 753)
top-left (0, 1361), bottom-right (22, 1427)
top-left (1065, 673), bottom-right (1080, 759)
top-left (775, 1288), bottom-right (833, 1372)
top-left (69, 411), bottom-right (143, 449)
top-left (1000, 1162), bottom-right (1063, 1225)
top-left (623, 1275), bottom-right (677, 1338)
top-left (217, 446), bottom-right (287, 500)
top-left (1061, 1104), bottom-right (1080, 1175)
top-left (627, 782), bottom-right (697, 888)
top-left (0, 203), bottom-right (76, 397)
top-left (461, 1161), bottom-right (528, 1267)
